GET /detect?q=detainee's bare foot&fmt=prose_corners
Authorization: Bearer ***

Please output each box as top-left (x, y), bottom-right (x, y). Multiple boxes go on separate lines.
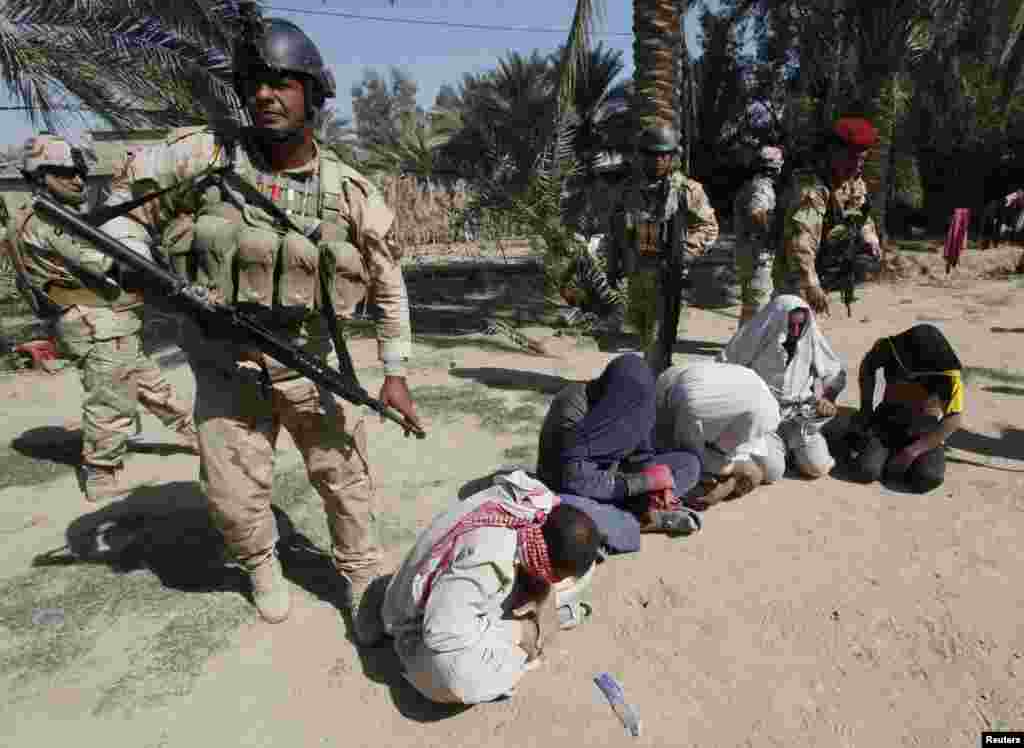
top-left (682, 475), bottom-right (737, 510)
top-left (726, 461), bottom-right (765, 500)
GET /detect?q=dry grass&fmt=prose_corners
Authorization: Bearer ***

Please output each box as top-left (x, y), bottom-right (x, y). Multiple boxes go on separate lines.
top-left (379, 176), bottom-right (466, 248)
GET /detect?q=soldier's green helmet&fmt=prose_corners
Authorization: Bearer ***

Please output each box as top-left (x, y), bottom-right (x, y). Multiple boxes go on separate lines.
top-left (233, 17), bottom-right (337, 116)
top-left (636, 125), bottom-right (679, 154)
top-left (21, 133), bottom-right (88, 179)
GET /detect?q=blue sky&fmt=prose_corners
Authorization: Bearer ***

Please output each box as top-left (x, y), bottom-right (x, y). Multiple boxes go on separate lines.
top-left (0, 0), bottom-right (714, 147)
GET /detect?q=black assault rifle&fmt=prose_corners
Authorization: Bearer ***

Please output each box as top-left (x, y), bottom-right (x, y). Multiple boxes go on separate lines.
top-left (32, 194), bottom-right (426, 439)
top-left (816, 197), bottom-right (875, 318)
top-left (657, 187), bottom-right (687, 372)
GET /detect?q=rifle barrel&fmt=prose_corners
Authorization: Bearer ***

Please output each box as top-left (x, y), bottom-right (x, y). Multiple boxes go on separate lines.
top-left (31, 194), bottom-right (426, 439)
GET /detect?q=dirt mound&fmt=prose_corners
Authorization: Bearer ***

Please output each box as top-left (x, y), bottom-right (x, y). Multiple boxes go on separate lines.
top-left (882, 240), bottom-right (1024, 283)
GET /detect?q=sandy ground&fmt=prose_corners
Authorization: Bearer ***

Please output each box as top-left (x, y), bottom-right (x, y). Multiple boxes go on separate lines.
top-left (1, 241), bottom-right (1023, 748)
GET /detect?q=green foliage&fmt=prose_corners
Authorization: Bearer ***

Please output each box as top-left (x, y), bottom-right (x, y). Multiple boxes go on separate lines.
top-left (0, 1), bottom-right (246, 131)
top-left (350, 66), bottom-right (423, 154)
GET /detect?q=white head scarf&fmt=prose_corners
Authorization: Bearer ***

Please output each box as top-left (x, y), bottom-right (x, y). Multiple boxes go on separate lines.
top-left (719, 295), bottom-right (846, 405)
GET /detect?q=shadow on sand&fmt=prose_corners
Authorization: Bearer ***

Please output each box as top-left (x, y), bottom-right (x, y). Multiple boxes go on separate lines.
top-left (30, 479), bottom-right (470, 722)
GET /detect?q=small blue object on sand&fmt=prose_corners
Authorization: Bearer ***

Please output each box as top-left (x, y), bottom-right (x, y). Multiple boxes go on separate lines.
top-left (594, 672), bottom-right (641, 737)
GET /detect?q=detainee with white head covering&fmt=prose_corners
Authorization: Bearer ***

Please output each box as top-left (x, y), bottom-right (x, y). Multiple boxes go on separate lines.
top-left (719, 295), bottom-right (846, 479)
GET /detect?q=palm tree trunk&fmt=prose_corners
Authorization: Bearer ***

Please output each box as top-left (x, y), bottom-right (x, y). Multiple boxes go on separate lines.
top-left (632, 0), bottom-right (684, 132)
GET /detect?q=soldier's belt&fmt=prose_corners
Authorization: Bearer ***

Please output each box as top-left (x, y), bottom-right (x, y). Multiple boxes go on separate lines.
top-left (46, 285), bottom-right (142, 310)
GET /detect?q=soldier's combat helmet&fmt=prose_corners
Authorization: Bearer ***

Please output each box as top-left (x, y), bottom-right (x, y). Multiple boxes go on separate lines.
top-left (636, 125), bottom-right (679, 154)
top-left (233, 16), bottom-right (337, 119)
top-left (20, 133), bottom-right (88, 179)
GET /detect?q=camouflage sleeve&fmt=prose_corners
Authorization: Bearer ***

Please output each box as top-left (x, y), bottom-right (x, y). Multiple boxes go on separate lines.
top-left (733, 180), bottom-right (773, 236)
top-left (683, 180), bottom-right (718, 255)
top-left (17, 211), bottom-right (114, 279)
top-left (851, 178), bottom-right (880, 247)
top-left (782, 179), bottom-right (827, 290)
top-left (748, 179), bottom-right (775, 233)
top-left (338, 170), bottom-right (412, 375)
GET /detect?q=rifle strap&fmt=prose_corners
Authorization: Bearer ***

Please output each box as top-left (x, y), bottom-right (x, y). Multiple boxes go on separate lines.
top-left (83, 171), bottom-right (225, 228)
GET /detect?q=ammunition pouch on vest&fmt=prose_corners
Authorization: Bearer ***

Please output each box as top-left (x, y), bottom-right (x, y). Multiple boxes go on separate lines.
top-left (318, 220), bottom-right (367, 318)
top-left (182, 148), bottom-right (369, 324)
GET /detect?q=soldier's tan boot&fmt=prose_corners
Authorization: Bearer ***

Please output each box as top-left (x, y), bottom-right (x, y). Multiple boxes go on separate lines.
top-left (343, 566), bottom-right (386, 647)
top-left (248, 555), bottom-right (291, 624)
top-left (79, 465), bottom-right (130, 503)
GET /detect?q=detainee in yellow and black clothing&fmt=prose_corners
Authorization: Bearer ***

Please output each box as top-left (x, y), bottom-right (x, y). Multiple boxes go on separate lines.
top-left (848, 324), bottom-right (964, 493)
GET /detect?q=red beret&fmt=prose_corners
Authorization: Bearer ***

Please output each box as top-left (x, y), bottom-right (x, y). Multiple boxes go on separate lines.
top-left (832, 117), bottom-right (878, 149)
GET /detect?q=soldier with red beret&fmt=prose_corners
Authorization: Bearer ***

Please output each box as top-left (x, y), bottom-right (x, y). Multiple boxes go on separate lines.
top-left (772, 117), bottom-right (882, 315)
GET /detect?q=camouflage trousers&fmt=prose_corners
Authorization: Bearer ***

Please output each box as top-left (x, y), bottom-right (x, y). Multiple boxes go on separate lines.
top-left (55, 305), bottom-right (195, 470)
top-left (735, 243), bottom-right (774, 325)
top-left (623, 263), bottom-right (689, 375)
top-left (193, 367), bottom-right (379, 577)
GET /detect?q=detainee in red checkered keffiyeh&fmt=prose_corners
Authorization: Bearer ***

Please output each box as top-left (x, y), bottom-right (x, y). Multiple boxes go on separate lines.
top-left (415, 484), bottom-right (560, 609)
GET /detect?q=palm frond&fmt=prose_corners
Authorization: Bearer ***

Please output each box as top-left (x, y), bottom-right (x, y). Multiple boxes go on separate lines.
top-left (0, 1), bottom-right (246, 130)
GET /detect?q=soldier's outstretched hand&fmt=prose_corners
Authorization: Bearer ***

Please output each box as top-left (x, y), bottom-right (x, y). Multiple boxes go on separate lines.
top-left (379, 375), bottom-right (423, 437)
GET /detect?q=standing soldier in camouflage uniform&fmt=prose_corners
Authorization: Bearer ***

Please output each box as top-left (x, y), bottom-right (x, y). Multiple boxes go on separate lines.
top-left (103, 17), bottom-right (421, 640)
top-left (733, 145), bottom-right (784, 328)
top-left (609, 125), bottom-right (718, 373)
top-left (6, 134), bottom-right (198, 503)
top-left (773, 118), bottom-right (882, 316)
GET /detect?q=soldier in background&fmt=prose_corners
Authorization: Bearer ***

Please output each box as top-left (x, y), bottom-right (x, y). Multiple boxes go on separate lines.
top-left (733, 145), bottom-right (784, 328)
top-left (608, 125), bottom-right (718, 373)
top-left (6, 134), bottom-right (198, 502)
top-left (773, 118), bottom-right (882, 316)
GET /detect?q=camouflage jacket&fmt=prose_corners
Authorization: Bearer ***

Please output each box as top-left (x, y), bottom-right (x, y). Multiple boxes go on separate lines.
top-left (609, 170), bottom-right (719, 277)
top-left (775, 169), bottom-right (879, 291)
top-left (732, 175), bottom-right (777, 255)
top-left (6, 197), bottom-right (144, 338)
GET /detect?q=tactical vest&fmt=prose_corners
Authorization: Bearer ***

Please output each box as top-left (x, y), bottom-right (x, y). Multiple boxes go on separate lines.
top-left (621, 173), bottom-right (685, 260)
top-left (164, 139), bottom-right (369, 329)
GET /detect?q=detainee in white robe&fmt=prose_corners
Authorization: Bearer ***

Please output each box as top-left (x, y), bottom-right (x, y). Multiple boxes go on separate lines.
top-left (654, 360), bottom-right (782, 480)
top-left (719, 295), bottom-right (847, 478)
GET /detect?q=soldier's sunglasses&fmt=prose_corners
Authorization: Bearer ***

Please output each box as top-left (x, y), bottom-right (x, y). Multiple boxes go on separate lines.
top-left (241, 68), bottom-right (301, 95)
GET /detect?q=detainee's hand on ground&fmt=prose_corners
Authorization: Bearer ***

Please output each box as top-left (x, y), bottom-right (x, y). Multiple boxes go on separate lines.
top-left (513, 582), bottom-right (560, 655)
top-left (518, 616), bottom-right (542, 662)
top-left (804, 284), bottom-right (830, 316)
top-left (647, 485), bottom-right (679, 512)
top-left (816, 398), bottom-right (838, 418)
top-left (379, 375), bottom-right (423, 436)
